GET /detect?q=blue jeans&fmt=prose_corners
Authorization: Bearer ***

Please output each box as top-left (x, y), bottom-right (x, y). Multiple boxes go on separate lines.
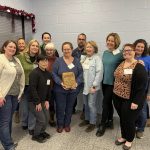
top-left (0, 95), bottom-right (18, 150)
top-left (136, 101), bottom-right (148, 132)
top-left (55, 92), bottom-right (77, 128)
top-left (19, 86), bottom-right (35, 130)
top-left (83, 91), bottom-right (98, 125)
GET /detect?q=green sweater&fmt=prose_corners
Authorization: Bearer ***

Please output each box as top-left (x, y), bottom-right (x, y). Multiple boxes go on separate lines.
top-left (17, 53), bottom-right (37, 85)
top-left (102, 50), bottom-right (123, 85)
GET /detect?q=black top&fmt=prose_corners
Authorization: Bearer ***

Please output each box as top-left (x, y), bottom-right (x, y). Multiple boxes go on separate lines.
top-left (130, 63), bottom-right (148, 109)
top-left (29, 67), bottom-right (52, 105)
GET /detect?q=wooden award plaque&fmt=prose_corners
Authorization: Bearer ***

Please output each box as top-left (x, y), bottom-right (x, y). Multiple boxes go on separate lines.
top-left (62, 72), bottom-right (76, 88)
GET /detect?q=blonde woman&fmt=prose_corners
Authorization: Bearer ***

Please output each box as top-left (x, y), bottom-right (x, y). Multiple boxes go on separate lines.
top-left (18, 39), bottom-right (40, 134)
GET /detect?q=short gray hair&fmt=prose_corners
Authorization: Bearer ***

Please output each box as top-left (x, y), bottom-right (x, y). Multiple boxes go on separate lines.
top-left (45, 42), bottom-right (55, 51)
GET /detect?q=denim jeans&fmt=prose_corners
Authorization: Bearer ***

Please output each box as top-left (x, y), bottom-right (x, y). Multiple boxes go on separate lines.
top-left (83, 91), bottom-right (98, 125)
top-left (0, 95), bottom-right (18, 150)
top-left (19, 86), bottom-right (36, 130)
top-left (55, 92), bottom-right (77, 128)
top-left (136, 101), bottom-right (148, 132)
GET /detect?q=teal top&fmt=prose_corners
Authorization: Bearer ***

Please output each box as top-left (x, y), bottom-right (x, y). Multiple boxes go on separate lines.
top-left (102, 50), bottom-right (123, 85)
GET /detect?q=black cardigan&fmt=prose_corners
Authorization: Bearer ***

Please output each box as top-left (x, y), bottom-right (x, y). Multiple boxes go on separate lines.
top-left (130, 63), bottom-right (148, 109)
top-left (29, 67), bottom-right (52, 105)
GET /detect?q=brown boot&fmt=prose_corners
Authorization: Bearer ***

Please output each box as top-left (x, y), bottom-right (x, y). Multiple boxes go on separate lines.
top-left (14, 111), bottom-right (20, 123)
top-left (79, 120), bottom-right (89, 127)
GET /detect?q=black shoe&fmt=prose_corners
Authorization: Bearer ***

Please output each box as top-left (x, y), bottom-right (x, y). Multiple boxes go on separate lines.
top-left (105, 120), bottom-right (114, 129)
top-left (40, 132), bottom-right (51, 139)
top-left (96, 124), bottom-right (106, 137)
top-left (29, 130), bottom-right (34, 135)
top-left (32, 135), bottom-right (47, 143)
top-left (115, 139), bottom-right (126, 145)
top-left (22, 126), bottom-right (28, 130)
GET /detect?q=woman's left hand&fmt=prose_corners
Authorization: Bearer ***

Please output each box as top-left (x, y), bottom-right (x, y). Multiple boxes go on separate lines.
top-left (130, 103), bottom-right (138, 110)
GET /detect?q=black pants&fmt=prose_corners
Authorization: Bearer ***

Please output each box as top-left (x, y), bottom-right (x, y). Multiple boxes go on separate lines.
top-left (113, 94), bottom-right (140, 142)
top-left (101, 84), bottom-right (114, 124)
top-left (29, 102), bottom-right (49, 136)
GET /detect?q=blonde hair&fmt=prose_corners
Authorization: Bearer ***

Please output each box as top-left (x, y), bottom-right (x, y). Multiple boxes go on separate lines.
top-left (25, 39), bottom-right (40, 54)
top-left (85, 41), bottom-right (98, 54)
top-left (45, 43), bottom-right (55, 51)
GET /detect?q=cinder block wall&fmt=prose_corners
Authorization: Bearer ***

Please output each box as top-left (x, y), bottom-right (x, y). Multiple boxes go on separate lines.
top-left (32, 0), bottom-right (150, 55)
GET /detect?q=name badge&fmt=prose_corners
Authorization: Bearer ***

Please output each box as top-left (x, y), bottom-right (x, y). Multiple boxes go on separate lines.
top-left (124, 69), bottom-right (133, 75)
top-left (9, 62), bottom-right (16, 67)
top-left (68, 63), bottom-right (75, 69)
top-left (112, 49), bottom-right (120, 55)
top-left (47, 79), bottom-right (50, 85)
top-left (82, 64), bottom-right (89, 70)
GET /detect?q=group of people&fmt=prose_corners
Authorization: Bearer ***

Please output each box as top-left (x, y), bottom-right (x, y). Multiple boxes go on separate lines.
top-left (0, 32), bottom-right (149, 150)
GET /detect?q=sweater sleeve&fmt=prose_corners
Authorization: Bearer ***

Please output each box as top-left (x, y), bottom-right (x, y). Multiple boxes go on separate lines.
top-left (93, 56), bottom-right (103, 87)
top-left (0, 60), bottom-right (4, 98)
top-left (29, 70), bottom-right (41, 105)
top-left (76, 59), bottom-right (83, 86)
top-left (52, 59), bottom-right (62, 85)
top-left (131, 64), bottom-right (148, 106)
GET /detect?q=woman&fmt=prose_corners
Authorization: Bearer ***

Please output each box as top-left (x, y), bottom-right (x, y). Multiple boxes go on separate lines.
top-left (45, 43), bottom-right (57, 127)
top-left (29, 54), bottom-right (51, 143)
top-left (0, 40), bottom-right (25, 150)
top-left (133, 39), bottom-right (150, 138)
top-left (113, 44), bottom-right (147, 150)
top-left (96, 33), bottom-right (123, 137)
top-left (52, 42), bottom-right (83, 133)
top-left (40, 32), bottom-right (59, 57)
top-left (17, 38), bottom-right (26, 53)
top-left (17, 39), bottom-right (40, 134)
top-left (13, 38), bottom-right (27, 124)
top-left (79, 41), bottom-right (103, 132)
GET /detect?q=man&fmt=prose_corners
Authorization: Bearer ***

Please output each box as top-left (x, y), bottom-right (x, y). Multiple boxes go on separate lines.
top-left (72, 33), bottom-right (86, 116)
top-left (40, 32), bottom-right (59, 57)
top-left (72, 33), bottom-right (86, 59)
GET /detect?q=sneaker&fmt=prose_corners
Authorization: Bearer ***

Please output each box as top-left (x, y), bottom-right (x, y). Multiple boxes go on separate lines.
top-left (32, 135), bottom-right (47, 143)
top-left (96, 124), bottom-right (106, 137)
top-left (105, 120), bottom-right (114, 129)
top-left (14, 112), bottom-right (20, 123)
top-left (79, 120), bottom-right (89, 127)
top-left (85, 124), bottom-right (95, 132)
top-left (40, 132), bottom-right (51, 139)
top-left (136, 131), bottom-right (144, 139)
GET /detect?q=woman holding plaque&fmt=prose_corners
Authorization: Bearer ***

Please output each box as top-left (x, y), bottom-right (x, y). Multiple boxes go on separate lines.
top-left (79, 41), bottom-right (103, 132)
top-left (52, 42), bottom-right (83, 133)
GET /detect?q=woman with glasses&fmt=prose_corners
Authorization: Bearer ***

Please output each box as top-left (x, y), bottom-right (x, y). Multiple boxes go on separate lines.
top-left (113, 44), bottom-right (147, 150)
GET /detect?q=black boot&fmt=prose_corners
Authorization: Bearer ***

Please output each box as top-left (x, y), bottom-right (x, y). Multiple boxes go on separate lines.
top-left (96, 124), bottom-right (106, 137)
top-left (49, 111), bottom-right (56, 127)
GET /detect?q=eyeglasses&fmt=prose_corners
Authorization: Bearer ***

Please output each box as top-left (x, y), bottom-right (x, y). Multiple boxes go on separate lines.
top-left (123, 49), bottom-right (133, 53)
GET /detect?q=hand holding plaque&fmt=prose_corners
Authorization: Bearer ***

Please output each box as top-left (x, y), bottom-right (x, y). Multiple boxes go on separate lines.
top-left (62, 72), bottom-right (77, 89)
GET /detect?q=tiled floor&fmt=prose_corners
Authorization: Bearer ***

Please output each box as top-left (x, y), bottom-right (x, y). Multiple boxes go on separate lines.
top-left (0, 112), bottom-right (150, 150)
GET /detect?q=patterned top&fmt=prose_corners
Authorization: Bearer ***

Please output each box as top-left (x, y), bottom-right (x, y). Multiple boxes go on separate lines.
top-left (113, 61), bottom-right (138, 99)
